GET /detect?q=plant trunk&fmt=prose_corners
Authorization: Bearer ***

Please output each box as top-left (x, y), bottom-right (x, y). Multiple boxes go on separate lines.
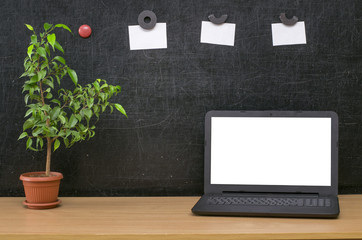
top-left (39, 79), bottom-right (52, 177)
top-left (45, 137), bottom-right (52, 176)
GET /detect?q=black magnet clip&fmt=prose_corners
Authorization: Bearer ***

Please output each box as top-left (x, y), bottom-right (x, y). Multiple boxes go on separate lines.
top-left (208, 14), bottom-right (228, 24)
top-left (279, 13), bottom-right (298, 26)
top-left (138, 10), bottom-right (157, 30)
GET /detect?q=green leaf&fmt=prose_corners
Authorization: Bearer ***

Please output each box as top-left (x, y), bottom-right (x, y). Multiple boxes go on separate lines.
top-left (100, 83), bottom-right (108, 90)
top-left (50, 107), bottom-right (61, 120)
top-left (41, 126), bottom-right (50, 135)
top-left (28, 146), bottom-right (39, 152)
top-left (27, 45), bottom-right (34, 58)
top-left (18, 132), bottom-right (28, 140)
top-left (92, 81), bottom-right (100, 92)
top-left (55, 75), bottom-right (60, 85)
top-left (47, 33), bottom-right (56, 50)
top-left (37, 137), bottom-right (44, 149)
top-left (53, 56), bottom-right (66, 65)
top-left (26, 138), bottom-right (33, 149)
top-left (99, 93), bottom-right (106, 102)
top-left (83, 108), bottom-right (92, 120)
top-left (32, 54), bottom-right (40, 62)
top-left (90, 130), bottom-right (95, 138)
top-left (24, 61), bottom-right (31, 71)
top-left (37, 70), bottom-right (47, 81)
top-left (59, 115), bottom-right (66, 124)
top-left (29, 75), bottom-right (38, 83)
top-left (72, 101), bottom-right (81, 111)
top-left (67, 69), bottom-right (78, 85)
top-left (40, 104), bottom-right (51, 112)
top-left (31, 35), bottom-right (37, 44)
top-left (63, 138), bottom-right (69, 147)
top-left (51, 126), bottom-right (58, 135)
top-left (71, 131), bottom-right (80, 140)
top-left (45, 43), bottom-right (50, 56)
top-left (54, 41), bottom-right (64, 53)
top-left (75, 113), bottom-right (82, 122)
top-left (23, 119), bottom-right (34, 131)
top-left (93, 105), bottom-right (99, 113)
top-left (54, 139), bottom-right (60, 152)
top-left (24, 94), bottom-right (30, 104)
top-left (101, 103), bottom-right (107, 112)
top-left (58, 129), bottom-right (65, 137)
top-left (78, 123), bottom-right (86, 132)
top-left (25, 24), bottom-right (33, 31)
top-left (88, 88), bottom-right (95, 97)
top-left (108, 86), bottom-right (114, 95)
top-left (44, 23), bottom-right (53, 31)
top-left (45, 92), bottom-right (53, 99)
top-left (114, 104), bottom-right (127, 117)
top-left (24, 108), bottom-right (33, 117)
top-left (43, 79), bottom-right (54, 89)
top-left (19, 72), bottom-right (28, 78)
top-left (41, 62), bottom-right (48, 70)
top-left (54, 24), bottom-right (72, 33)
top-left (29, 86), bottom-right (34, 96)
top-left (36, 47), bottom-right (47, 58)
top-left (65, 129), bottom-right (72, 138)
top-left (69, 114), bottom-right (78, 128)
top-left (51, 99), bottom-right (61, 106)
top-left (87, 98), bottom-right (94, 108)
top-left (32, 127), bottom-right (43, 137)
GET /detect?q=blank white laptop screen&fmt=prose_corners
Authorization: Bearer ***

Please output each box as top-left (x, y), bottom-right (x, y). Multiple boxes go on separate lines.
top-left (210, 117), bottom-right (331, 186)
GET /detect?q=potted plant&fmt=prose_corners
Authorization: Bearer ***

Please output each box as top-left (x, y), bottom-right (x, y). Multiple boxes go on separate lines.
top-left (18, 23), bottom-right (127, 209)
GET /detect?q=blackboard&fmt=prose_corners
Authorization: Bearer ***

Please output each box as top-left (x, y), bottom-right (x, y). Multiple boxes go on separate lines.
top-left (0, 0), bottom-right (361, 196)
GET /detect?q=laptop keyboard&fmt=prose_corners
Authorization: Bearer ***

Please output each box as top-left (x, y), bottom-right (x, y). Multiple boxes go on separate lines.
top-left (207, 196), bottom-right (331, 207)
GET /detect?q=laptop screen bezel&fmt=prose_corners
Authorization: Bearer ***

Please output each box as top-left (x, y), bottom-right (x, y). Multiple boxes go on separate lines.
top-left (203, 110), bottom-right (338, 196)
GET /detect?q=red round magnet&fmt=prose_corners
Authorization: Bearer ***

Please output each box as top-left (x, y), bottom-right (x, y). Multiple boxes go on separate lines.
top-left (78, 24), bottom-right (92, 38)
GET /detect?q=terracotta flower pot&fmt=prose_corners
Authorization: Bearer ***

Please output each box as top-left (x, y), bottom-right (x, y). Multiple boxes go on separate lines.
top-left (20, 172), bottom-right (63, 209)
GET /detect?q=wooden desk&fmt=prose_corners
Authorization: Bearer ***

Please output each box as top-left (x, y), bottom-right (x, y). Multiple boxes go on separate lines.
top-left (0, 195), bottom-right (361, 240)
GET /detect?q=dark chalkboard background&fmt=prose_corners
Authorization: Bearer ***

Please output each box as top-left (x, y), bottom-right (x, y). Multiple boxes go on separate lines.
top-left (0, 0), bottom-right (361, 196)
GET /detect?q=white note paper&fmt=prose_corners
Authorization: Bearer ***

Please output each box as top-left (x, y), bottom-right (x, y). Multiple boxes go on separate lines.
top-left (200, 21), bottom-right (236, 46)
top-left (271, 21), bottom-right (307, 46)
top-left (128, 23), bottom-right (167, 50)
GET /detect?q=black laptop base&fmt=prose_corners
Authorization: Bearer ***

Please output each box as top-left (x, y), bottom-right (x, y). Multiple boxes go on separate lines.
top-left (192, 194), bottom-right (340, 218)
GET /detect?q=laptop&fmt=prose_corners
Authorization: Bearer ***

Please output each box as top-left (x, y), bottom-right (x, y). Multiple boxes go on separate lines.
top-left (192, 111), bottom-right (340, 218)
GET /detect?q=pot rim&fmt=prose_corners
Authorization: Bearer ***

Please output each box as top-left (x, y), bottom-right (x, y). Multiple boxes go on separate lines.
top-left (20, 172), bottom-right (63, 182)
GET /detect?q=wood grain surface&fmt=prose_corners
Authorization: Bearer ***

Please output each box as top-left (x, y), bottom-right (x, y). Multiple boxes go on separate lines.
top-left (0, 195), bottom-right (361, 239)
